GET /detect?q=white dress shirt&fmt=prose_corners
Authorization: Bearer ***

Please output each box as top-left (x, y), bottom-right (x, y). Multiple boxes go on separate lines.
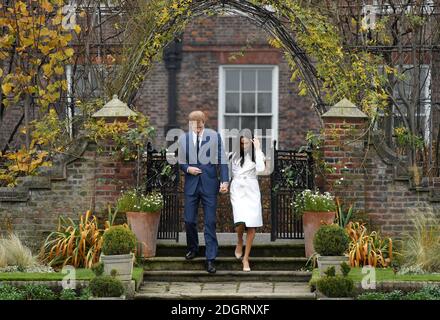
top-left (192, 129), bottom-right (204, 148)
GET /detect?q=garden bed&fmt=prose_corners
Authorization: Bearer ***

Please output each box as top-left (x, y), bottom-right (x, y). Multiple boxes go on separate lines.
top-left (312, 267), bottom-right (440, 283)
top-left (310, 267), bottom-right (440, 296)
top-left (0, 267), bottom-right (144, 288)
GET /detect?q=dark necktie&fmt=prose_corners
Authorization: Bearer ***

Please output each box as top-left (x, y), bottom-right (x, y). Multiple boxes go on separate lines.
top-left (196, 134), bottom-right (200, 163)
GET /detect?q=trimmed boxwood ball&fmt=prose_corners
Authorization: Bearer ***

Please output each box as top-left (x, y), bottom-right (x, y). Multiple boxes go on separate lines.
top-left (314, 224), bottom-right (349, 256)
top-left (102, 225), bottom-right (137, 255)
top-left (317, 275), bottom-right (354, 298)
top-left (89, 276), bottom-right (125, 298)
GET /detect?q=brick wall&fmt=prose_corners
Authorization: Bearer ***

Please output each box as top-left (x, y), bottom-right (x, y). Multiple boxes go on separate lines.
top-left (134, 15), bottom-right (320, 150)
top-left (0, 139), bottom-right (136, 251)
top-left (322, 101), bottom-right (440, 238)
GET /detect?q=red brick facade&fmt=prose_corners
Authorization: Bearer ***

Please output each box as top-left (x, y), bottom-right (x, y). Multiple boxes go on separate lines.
top-left (134, 15), bottom-right (320, 150)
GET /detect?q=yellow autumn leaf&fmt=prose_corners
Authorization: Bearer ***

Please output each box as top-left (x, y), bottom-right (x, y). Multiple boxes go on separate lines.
top-left (73, 25), bottom-right (81, 34)
top-left (298, 88), bottom-right (307, 96)
top-left (41, 0), bottom-right (54, 13)
top-left (52, 15), bottom-right (62, 25)
top-left (64, 48), bottom-right (74, 57)
top-left (0, 68), bottom-right (3, 77)
top-left (21, 37), bottom-right (34, 47)
top-left (1, 82), bottom-right (12, 94)
top-left (42, 64), bottom-right (52, 76)
top-left (54, 65), bottom-right (64, 75)
top-left (40, 45), bottom-right (51, 55)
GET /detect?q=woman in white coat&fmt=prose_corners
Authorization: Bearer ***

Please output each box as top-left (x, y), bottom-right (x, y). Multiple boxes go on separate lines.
top-left (228, 130), bottom-right (265, 272)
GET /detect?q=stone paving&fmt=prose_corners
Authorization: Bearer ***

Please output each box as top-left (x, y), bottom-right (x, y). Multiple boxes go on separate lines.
top-left (137, 233), bottom-right (314, 299)
top-left (136, 281), bottom-right (315, 299)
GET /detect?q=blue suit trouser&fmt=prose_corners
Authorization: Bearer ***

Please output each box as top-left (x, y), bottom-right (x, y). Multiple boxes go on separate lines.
top-left (184, 181), bottom-right (218, 261)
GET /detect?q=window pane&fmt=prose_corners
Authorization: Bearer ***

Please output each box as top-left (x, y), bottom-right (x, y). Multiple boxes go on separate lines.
top-left (257, 116), bottom-right (272, 134)
top-left (242, 93), bottom-right (256, 113)
top-left (226, 70), bottom-right (240, 91)
top-left (226, 93), bottom-right (239, 113)
top-left (260, 138), bottom-right (268, 155)
top-left (258, 70), bottom-right (272, 91)
top-left (257, 93), bottom-right (271, 113)
top-left (241, 116), bottom-right (255, 131)
top-left (225, 116), bottom-right (239, 130)
top-left (242, 70), bottom-right (256, 91)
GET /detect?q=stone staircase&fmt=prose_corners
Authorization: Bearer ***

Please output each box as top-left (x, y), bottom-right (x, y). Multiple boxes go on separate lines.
top-left (135, 233), bottom-right (315, 300)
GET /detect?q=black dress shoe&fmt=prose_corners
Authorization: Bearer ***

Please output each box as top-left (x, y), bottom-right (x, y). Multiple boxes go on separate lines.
top-left (206, 260), bottom-right (216, 274)
top-left (185, 251), bottom-right (197, 260)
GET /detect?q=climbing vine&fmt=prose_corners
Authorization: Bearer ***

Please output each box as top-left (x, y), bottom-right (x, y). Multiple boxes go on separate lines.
top-left (1, 0), bottom-right (403, 186)
top-left (109, 0), bottom-right (389, 121)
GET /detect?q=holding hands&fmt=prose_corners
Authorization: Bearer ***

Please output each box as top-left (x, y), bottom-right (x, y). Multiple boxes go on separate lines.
top-left (219, 182), bottom-right (229, 194)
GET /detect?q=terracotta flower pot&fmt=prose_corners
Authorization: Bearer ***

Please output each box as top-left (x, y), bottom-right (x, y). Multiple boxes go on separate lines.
top-left (302, 211), bottom-right (335, 258)
top-left (126, 211), bottom-right (161, 258)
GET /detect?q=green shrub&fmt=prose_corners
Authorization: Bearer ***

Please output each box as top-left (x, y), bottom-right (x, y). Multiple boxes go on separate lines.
top-left (340, 262), bottom-right (351, 277)
top-left (23, 284), bottom-right (56, 300)
top-left (117, 190), bottom-right (164, 213)
top-left (356, 292), bottom-right (389, 300)
top-left (0, 284), bottom-right (26, 300)
top-left (324, 266), bottom-right (336, 277)
top-left (383, 290), bottom-right (405, 300)
top-left (102, 226), bottom-right (137, 255)
top-left (405, 291), bottom-right (436, 300)
top-left (79, 287), bottom-right (92, 300)
top-left (357, 290), bottom-right (405, 300)
top-left (314, 224), bottom-right (349, 256)
top-left (89, 275), bottom-right (125, 297)
top-left (59, 288), bottom-right (77, 300)
top-left (419, 284), bottom-right (440, 299)
top-left (110, 269), bottom-right (118, 277)
top-left (357, 288), bottom-right (440, 300)
top-left (91, 262), bottom-right (104, 276)
top-left (316, 275), bottom-right (354, 297)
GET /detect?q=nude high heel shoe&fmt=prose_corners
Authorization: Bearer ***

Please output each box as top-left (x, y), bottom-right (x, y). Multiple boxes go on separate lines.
top-left (242, 259), bottom-right (251, 272)
top-left (234, 244), bottom-right (243, 260)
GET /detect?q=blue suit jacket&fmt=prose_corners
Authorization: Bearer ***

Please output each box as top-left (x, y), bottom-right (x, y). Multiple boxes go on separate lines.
top-left (178, 128), bottom-right (229, 195)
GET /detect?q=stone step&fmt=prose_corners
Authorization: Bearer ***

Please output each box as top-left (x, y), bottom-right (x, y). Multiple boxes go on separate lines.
top-left (155, 243), bottom-right (305, 258)
top-left (135, 281), bottom-right (315, 300)
top-left (143, 270), bottom-right (312, 282)
top-left (141, 257), bottom-right (308, 271)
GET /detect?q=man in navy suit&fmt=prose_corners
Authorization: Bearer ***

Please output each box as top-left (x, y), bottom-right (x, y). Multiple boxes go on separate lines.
top-left (178, 110), bottom-right (229, 273)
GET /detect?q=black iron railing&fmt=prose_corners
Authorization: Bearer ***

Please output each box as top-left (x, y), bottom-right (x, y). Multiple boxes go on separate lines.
top-left (145, 145), bottom-right (180, 242)
top-left (270, 141), bottom-right (314, 240)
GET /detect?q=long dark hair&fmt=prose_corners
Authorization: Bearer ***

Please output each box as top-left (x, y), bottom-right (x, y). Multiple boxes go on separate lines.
top-left (229, 129), bottom-right (255, 167)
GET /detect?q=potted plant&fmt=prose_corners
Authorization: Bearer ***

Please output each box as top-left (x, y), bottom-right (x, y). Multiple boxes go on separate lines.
top-left (100, 225), bottom-right (137, 281)
top-left (89, 275), bottom-right (125, 300)
top-left (316, 264), bottom-right (354, 300)
top-left (117, 189), bottom-right (164, 258)
top-left (294, 189), bottom-right (336, 257)
top-left (314, 224), bottom-right (350, 276)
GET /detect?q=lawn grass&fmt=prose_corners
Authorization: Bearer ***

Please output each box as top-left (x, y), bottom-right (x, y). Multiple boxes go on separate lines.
top-left (0, 267), bottom-right (144, 284)
top-left (312, 267), bottom-right (440, 283)
top-left (132, 267), bottom-right (144, 287)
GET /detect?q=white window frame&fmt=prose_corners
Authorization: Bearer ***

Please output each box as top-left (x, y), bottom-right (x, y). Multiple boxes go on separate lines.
top-left (218, 65), bottom-right (279, 149)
